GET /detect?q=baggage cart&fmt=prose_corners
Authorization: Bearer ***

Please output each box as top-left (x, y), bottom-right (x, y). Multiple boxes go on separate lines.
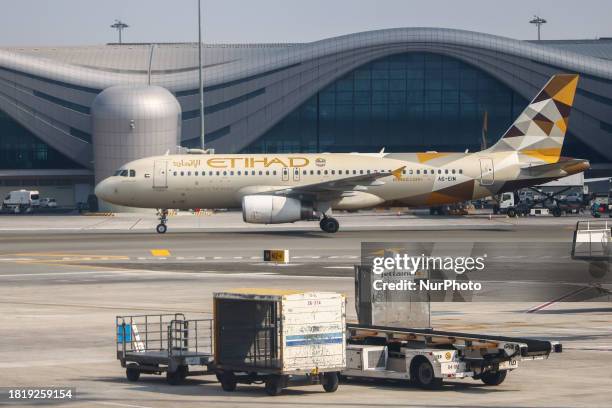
top-left (116, 313), bottom-right (214, 384)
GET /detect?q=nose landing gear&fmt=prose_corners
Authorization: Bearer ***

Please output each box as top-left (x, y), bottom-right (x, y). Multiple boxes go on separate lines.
top-left (319, 216), bottom-right (340, 233)
top-left (156, 209), bottom-right (169, 234)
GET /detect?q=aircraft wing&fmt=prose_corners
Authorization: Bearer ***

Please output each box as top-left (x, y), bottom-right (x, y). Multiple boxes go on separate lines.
top-left (261, 166), bottom-right (405, 200)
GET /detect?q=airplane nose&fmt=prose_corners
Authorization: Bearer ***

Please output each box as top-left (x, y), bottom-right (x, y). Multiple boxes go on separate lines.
top-left (94, 178), bottom-right (114, 203)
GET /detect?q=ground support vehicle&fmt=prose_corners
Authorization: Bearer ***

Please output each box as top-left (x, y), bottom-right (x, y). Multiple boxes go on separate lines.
top-left (116, 313), bottom-right (214, 384)
top-left (346, 265), bottom-right (563, 389)
top-left (1, 189), bottom-right (40, 213)
top-left (493, 187), bottom-right (577, 217)
top-left (342, 324), bottom-right (562, 389)
top-left (212, 289), bottom-right (346, 396)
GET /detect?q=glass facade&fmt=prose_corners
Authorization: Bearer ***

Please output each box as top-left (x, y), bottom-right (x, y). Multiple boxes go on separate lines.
top-left (243, 52), bottom-right (529, 153)
top-left (0, 109), bottom-right (83, 169)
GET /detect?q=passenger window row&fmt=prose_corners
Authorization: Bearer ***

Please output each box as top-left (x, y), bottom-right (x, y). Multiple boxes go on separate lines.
top-left (169, 168), bottom-right (463, 177)
top-left (402, 168), bottom-right (463, 175)
top-left (173, 170), bottom-right (279, 177)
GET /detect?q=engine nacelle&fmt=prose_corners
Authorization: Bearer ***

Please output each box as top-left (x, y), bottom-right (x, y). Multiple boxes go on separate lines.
top-left (242, 195), bottom-right (317, 224)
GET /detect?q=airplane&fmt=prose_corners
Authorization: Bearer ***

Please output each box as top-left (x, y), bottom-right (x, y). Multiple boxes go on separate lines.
top-left (95, 74), bottom-right (590, 234)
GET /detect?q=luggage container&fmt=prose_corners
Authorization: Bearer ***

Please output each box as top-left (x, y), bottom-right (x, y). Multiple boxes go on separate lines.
top-left (213, 289), bottom-right (346, 395)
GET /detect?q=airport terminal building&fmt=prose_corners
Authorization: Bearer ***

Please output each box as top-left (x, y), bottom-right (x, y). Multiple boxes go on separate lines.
top-left (1, 28), bottom-right (611, 206)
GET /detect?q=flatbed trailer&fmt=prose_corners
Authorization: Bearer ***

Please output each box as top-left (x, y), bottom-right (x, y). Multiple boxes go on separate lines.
top-left (342, 323), bottom-right (561, 389)
top-left (116, 313), bottom-right (214, 384)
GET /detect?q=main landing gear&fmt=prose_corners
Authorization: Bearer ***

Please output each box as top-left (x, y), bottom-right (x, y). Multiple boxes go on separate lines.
top-left (319, 216), bottom-right (340, 233)
top-left (156, 209), bottom-right (168, 234)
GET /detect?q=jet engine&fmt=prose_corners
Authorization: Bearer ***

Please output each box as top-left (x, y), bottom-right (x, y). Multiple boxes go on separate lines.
top-left (242, 195), bottom-right (317, 224)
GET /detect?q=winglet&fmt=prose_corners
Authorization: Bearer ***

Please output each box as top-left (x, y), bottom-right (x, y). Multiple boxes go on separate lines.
top-left (379, 147), bottom-right (386, 156)
top-left (391, 166), bottom-right (405, 180)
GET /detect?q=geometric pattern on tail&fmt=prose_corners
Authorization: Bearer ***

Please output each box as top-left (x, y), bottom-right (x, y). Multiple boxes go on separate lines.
top-left (489, 74), bottom-right (579, 164)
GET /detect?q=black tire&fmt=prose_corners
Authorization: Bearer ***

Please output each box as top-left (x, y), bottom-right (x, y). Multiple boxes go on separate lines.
top-left (126, 367), bottom-right (140, 382)
top-left (264, 375), bottom-right (284, 396)
top-left (220, 371), bottom-right (237, 392)
top-left (480, 370), bottom-right (507, 386)
top-left (156, 223), bottom-right (167, 234)
top-left (322, 372), bottom-right (339, 392)
top-left (320, 217), bottom-right (339, 233)
top-left (412, 358), bottom-right (443, 390)
top-left (166, 366), bottom-right (187, 385)
top-left (506, 208), bottom-right (517, 218)
top-left (552, 207), bottom-right (562, 217)
top-left (320, 218), bottom-right (327, 231)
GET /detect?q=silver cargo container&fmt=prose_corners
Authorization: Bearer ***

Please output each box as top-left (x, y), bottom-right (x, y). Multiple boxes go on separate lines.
top-left (213, 289), bottom-right (346, 395)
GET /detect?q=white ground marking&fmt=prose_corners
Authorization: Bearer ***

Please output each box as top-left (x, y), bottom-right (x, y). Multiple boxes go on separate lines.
top-left (0, 258), bottom-right (35, 261)
top-left (0, 271), bottom-right (120, 278)
top-left (94, 402), bottom-right (153, 408)
top-left (324, 266), bottom-right (355, 269)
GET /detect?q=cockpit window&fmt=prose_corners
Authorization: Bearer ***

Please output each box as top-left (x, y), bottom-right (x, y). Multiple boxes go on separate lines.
top-left (129, 170), bottom-right (136, 177)
top-left (114, 169), bottom-right (129, 177)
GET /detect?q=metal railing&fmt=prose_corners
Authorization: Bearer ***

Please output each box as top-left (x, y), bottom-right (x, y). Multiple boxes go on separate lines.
top-left (168, 318), bottom-right (213, 357)
top-left (117, 314), bottom-right (186, 356)
top-left (571, 221), bottom-right (612, 260)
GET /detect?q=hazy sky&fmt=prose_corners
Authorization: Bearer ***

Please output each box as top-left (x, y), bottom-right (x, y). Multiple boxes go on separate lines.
top-left (1, 0), bottom-right (610, 46)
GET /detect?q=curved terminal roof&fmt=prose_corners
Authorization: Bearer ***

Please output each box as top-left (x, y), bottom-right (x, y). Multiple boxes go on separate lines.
top-left (3, 28), bottom-right (612, 92)
top-left (0, 27), bottom-right (611, 168)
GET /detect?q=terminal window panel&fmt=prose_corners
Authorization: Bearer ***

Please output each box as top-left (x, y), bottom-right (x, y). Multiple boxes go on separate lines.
top-left (242, 52), bottom-right (529, 154)
top-left (0, 109), bottom-right (84, 169)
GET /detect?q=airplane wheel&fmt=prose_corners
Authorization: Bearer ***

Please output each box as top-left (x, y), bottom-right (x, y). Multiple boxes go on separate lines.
top-left (156, 223), bottom-right (167, 234)
top-left (320, 217), bottom-right (339, 233)
top-left (552, 207), bottom-right (562, 217)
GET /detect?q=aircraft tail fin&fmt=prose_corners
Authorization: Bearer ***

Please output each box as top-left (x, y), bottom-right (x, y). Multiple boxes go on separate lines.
top-left (488, 74), bottom-right (579, 164)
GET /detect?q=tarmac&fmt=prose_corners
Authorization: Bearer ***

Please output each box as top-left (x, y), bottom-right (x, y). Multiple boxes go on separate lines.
top-left (0, 211), bottom-right (610, 407)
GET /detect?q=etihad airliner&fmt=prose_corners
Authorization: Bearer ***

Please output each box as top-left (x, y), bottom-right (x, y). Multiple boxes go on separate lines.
top-left (95, 74), bottom-right (589, 233)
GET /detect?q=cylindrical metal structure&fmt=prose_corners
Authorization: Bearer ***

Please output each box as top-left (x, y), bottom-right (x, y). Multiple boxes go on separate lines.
top-left (92, 85), bottom-right (181, 210)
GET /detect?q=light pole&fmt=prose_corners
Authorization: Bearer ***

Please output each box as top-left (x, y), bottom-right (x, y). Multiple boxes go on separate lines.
top-left (529, 15), bottom-right (547, 41)
top-left (197, 0), bottom-right (205, 150)
top-left (110, 20), bottom-right (129, 44)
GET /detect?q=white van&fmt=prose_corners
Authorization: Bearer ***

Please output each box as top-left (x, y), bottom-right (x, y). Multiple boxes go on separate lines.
top-left (2, 190), bottom-right (40, 212)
